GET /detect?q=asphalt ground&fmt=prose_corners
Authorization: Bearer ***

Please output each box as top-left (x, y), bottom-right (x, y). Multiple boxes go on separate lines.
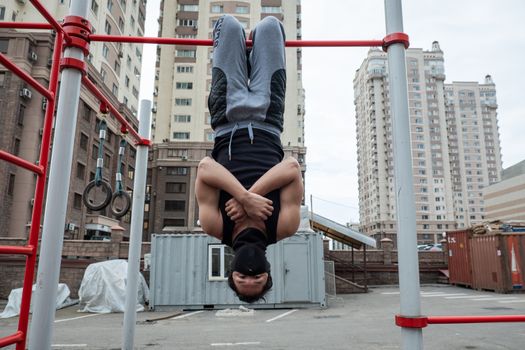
top-left (1, 285), bottom-right (524, 349)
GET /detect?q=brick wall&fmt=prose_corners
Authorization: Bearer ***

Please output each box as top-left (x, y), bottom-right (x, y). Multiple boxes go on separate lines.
top-left (0, 239), bottom-right (150, 299)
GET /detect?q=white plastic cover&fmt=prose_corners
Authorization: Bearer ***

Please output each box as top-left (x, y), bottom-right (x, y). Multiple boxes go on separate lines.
top-left (0, 283), bottom-right (73, 319)
top-left (78, 259), bottom-right (149, 313)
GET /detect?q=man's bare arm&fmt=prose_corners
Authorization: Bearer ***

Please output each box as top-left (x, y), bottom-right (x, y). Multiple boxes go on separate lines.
top-left (197, 157), bottom-right (273, 221)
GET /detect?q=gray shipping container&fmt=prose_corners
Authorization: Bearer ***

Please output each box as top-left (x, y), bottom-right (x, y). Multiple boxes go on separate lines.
top-left (150, 232), bottom-right (326, 310)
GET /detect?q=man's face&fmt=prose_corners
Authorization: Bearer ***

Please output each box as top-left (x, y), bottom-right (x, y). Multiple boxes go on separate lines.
top-left (232, 271), bottom-right (269, 296)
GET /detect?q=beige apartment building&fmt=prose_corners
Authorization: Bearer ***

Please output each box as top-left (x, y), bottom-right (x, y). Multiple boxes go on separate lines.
top-left (484, 160), bottom-right (525, 221)
top-left (0, 0), bottom-right (146, 239)
top-left (146, 0), bottom-right (306, 236)
top-left (354, 42), bottom-right (502, 246)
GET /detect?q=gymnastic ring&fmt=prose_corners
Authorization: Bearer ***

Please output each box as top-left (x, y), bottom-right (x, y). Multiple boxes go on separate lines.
top-left (110, 191), bottom-right (131, 218)
top-left (82, 180), bottom-right (112, 211)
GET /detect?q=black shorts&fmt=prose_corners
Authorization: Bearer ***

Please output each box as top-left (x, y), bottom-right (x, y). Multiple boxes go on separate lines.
top-left (212, 128), bottom-right (284, 247)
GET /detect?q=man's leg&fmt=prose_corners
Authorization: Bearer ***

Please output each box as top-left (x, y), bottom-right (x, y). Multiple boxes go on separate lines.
top-left (248, 16), bottom-right (286, 126)
top-left (208, 15), bottom-right (250, 123)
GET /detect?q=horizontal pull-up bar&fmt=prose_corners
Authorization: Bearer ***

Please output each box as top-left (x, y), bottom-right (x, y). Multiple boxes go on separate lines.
top-left (89, 34), bottom-right (386, 48)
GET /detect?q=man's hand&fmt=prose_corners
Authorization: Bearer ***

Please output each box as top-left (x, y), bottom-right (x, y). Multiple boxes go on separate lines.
top-left (225, 198), bottom-right (247, 223)
top-left (239, 192), bottom-right (273, 221)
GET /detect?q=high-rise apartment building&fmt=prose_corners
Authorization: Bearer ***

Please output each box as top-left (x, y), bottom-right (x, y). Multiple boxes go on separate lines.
top-left (354, 42), bottom-right (502, 246)
top-left (0, 1), bottom-right (146, 239)
top-left (145, 0), bottom-right (306, 236)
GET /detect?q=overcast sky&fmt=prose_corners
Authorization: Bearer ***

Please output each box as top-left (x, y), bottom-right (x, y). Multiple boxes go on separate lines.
top-left (140, 1), bottom-right (525, 225)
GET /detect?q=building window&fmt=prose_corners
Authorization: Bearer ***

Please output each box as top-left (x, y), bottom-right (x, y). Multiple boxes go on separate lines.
top-left (92, 144), bottom-right (98, 159)
top-left (173, 132), bottom-right (190, 140)
top-left (206, 132), bottom-right (214, 141)
top-left (179, 4), bottom-right (199, 12)
top-left (166, 167), bottom-right (188, 175)
top-left (163, 218), bottom-right (185, 226)
top-left (0, 72), bottom-right (5, 87)
top-left (17, 105), bottom-right (25, 126)
top-left (0, 6), bottom-right (6, 21)
top-left (262, 6), bottom-right (282, 13)
top-left (177, 66), bottom-right (193, 73)
top-left (13, 138), bottom-right (21, 156)
top-left (102, 44), bottom-right (109, 58)
top-left (235, 5), bottom-right (249, 14)
top-left (165, 200), bottom-right (185, 211)
top-left (107, 0), bottom-right (113, 11)
top-left (176, 50), bottom-right (196, 58)
top-left (118, 17), bottom-right (125, 31)
top-left (104, 20), bottom-right (112, 34)
top-left (102, 154), bottom-right (110, 168)
top-left (73, 193), bottom-right (82, 210)
top-left (128, 166), bottom-right (135, 180)
top-left (76, 162), bottom-right (86, 179)
top-left (211, 5), bottom-right (223, 13)
top-left (79, 133), bottom-right (89, 151)
top-left (112, 84), bottom-right (118, 95)
top-left (0, 39), bottom-right (8, 54)
top-left (167, 149), bottom-right (188, 158)
top-left (178, 19), bottom-right (197, 27)
top-left (175, 98), bottom-right (192, 106)
top-left (125, 75), bottom-right (130, 87)
top-left (100, 68), bottom-right (107, 82)
top-left (8, 174), bottom-right (15, 195)
top-left (176, 82), bottom-right (193, 89)
top-left (208, 244), bottom-right (234, 280)
top-left (166, 182), bottom-right (186, 193)
top-left (174, 114), bottom-right (191, 123)
top-left (114, 60), bottom-right (120, 75)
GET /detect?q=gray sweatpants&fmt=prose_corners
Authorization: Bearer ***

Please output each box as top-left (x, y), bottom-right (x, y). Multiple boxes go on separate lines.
top-left (209, 15), bottom-right (286, 127)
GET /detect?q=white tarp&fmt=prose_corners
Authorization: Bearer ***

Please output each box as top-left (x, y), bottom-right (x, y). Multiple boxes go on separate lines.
top-left (0, 283), bottom-right (73, 319)
top-left (78, 259), bottom-right (149, 313)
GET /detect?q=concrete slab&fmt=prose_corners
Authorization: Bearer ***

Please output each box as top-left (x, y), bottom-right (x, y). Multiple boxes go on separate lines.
top-left (1, 285), bottom-right (524, 349)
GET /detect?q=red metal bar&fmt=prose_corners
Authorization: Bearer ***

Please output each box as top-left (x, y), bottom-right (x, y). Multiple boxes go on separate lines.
top-left (29, 0), bottom-right (71, 41)
top-left (89, 34), bottom-right (384, 48)
top-left (0, 151), bottom-right (44, 175)
top-left (0, 52), bottom-right (54, 101)
top-left (82, 76), bottom-right (144, 143)
top-left (16, 30), bottom-right (65, 350)
top-left (0, 331), bottom-right (24, 348)
top-left (427, 315), bottom-right (525, 324)
top-left (0, 22), bottom-right (53, 30)
top-left (0, 246), bottom-right (34, 255)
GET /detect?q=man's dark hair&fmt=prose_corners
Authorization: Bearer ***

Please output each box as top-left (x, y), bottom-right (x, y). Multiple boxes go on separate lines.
top-left (227, 271), bottom-right (273, 303)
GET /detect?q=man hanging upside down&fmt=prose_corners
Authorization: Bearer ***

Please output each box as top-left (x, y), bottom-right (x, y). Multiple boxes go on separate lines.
top-left (195, 15), bottom-right (303, 303)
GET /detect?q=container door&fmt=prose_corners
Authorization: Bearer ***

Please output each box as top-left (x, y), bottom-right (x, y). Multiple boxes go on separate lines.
top-left (283, 243), bottom-right (310, 302)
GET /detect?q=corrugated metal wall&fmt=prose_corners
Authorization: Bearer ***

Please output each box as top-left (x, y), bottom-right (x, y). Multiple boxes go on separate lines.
top-left (447, 230), bottom-right (473, 286)
top-left (150, 232), bottom-right (326, 309)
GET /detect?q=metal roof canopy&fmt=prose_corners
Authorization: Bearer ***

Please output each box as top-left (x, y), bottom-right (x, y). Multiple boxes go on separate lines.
top-left (310, 212), bottom-right (376, 249)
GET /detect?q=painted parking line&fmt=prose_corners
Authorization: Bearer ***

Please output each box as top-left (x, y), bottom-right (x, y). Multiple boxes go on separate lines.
top-left (470, 297), bottom-right (520, 301)
top-left (498, 299), bottom-right (525, 304)
top-left (445, 295), bottom-right (494, 299)
top-left (52, 345), bottom-right (87, 348)
top-left (54, 314), bottom-right (100, 323)
top-left (381, 292), bottom-right (400, 295)
top-left (211, 342), bottom-right (261, 347)
top-left (265, 309), bottom-right (297, 323)
top-left (421, 293), bottom-right (467, 298)
top-left (171, 310), bottom-right (204, 320)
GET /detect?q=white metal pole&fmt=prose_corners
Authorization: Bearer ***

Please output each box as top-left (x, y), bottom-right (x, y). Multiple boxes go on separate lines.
top-left (28, 1), bottom-right (88, 349)
top-left (122, 100), bottom-right (152, 350)
top-left (383, 1), bottom-right (424, 349)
